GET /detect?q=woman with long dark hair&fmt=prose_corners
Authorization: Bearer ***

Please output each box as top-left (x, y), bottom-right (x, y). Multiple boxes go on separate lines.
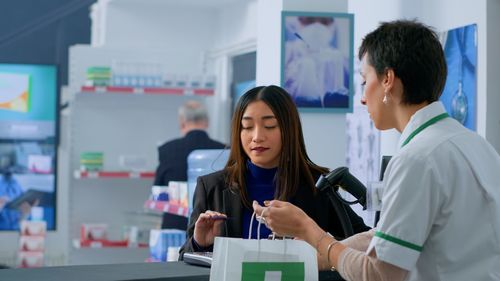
top-left (179, 85), bottom-right (368, 257)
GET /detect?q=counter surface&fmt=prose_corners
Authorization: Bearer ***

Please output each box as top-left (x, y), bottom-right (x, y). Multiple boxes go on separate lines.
top-left (0, 261), bottom-right (343, 281)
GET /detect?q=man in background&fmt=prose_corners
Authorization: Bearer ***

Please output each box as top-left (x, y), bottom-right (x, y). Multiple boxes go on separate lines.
top-left (154, 100), bottom-right (225, 230)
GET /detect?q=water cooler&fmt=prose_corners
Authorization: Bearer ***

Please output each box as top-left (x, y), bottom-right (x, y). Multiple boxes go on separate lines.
top-left (187, 149), bottom-right (230, 216)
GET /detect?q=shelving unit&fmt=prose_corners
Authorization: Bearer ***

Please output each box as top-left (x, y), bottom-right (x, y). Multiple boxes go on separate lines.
top-left (74, 170), bottom-right (155, 179)
top-left (80, 86), bottom-right (214, 96)
top-left (66, 44), bottom-right (222, 265)
top-left (73, 239), bottom-right (148, 248)
top-left (143, 200), bottom-right (188, 217)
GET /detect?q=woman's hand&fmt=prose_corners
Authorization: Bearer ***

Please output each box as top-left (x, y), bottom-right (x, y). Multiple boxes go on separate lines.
top-left (193, 210), bottom-right (227, 247)
top-left (252, 200), bottom-right (322, 242)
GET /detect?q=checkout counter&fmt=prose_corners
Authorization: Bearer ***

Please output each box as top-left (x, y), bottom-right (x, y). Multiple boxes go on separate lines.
top-left (0, 261), bottom-right (344, 280)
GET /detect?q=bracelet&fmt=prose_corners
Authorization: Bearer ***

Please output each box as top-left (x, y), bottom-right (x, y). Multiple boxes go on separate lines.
top-left (326, 239), bottom-right (340, 271)
top-left (315, 232), bottom-right (332, 252)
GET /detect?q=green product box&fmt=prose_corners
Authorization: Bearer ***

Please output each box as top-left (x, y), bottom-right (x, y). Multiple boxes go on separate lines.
top-left (80, 152), bottom-right (104, 171)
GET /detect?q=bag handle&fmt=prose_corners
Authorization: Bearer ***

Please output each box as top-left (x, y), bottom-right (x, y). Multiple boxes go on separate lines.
top-left (248, 207), bottom-right (269, 240)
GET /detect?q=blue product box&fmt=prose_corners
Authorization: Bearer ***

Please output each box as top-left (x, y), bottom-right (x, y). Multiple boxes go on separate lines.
top-left (149, 229), bottom-right (186, 261)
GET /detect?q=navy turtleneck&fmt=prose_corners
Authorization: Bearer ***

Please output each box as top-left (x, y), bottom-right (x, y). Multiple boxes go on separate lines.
top-left (242, 160), bottom-right (277, 239)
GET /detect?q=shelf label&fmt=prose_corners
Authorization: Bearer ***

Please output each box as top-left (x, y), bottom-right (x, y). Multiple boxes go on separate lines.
top-left (90, 241), bottom-right (103, 248)
top-left (184, 89), bottom-right (194, 96)
top-left (129, 172), bottom-right (140, 178)
top-left (95, 86), bottom-right (106, 93)
top-left (133, 88), bottom-right (144, 94)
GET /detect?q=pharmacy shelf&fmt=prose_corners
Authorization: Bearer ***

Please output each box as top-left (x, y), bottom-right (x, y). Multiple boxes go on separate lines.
top-left (74, 170), bottom-right (155, 179)
top-left (144, 200), bottom-right (188, 217)
top-left (73, 239), bottom-right (148, 249)
top-left (81, 86), bottom-right (214, 96)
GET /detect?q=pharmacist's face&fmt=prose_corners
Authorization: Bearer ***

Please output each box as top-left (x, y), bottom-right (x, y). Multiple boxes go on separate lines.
top-left (240, 101), bottom-right (282, 169)
top-left (360, 54), bottom-right (393, 130)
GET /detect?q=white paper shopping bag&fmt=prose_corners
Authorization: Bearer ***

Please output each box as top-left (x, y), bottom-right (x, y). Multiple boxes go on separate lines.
top-left (209, 212), bottom-right (318, 281)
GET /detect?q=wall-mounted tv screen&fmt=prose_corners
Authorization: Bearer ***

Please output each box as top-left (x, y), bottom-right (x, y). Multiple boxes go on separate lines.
top-left (0, 63), bottom-right (58, 231)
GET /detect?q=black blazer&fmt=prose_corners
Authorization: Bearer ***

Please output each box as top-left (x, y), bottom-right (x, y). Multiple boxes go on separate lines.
top-left (179, 169), bottom-right (370, 257)
top-left (154, 130), bottom-right (226, 185)
top-left (154, 130), bottom-right (225, 230)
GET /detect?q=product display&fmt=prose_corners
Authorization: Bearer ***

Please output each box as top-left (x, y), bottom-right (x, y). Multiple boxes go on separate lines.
top-left (149, 229), bottom-right (186, 262)
top-left (80, 152), bottom-right (104, 171)
top-left (17, 221), bottom-right (47, 268)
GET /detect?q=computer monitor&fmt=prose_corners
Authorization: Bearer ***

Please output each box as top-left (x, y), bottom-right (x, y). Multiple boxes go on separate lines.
top-left (0, 63), bottom-right (58, 231)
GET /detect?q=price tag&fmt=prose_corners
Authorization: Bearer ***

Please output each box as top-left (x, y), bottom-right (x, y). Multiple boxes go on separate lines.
top-left (90, 241), bottom-right (102, 248)
top-left (95, 86), bottom-right (106, 93)
top-left (133, 88), bottom-right (144, 94)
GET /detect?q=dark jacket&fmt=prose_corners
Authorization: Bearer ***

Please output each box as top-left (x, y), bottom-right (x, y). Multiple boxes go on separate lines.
top-left (154, 130), bottom-right (226, 186)
top-left (179, 169), bottom-right (370, 257)
top-left (154, 130), bottom-right (225, 230)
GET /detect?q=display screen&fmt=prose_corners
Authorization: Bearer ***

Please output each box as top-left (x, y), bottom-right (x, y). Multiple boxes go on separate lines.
top-left (0, 63), bottom-right (58, 231)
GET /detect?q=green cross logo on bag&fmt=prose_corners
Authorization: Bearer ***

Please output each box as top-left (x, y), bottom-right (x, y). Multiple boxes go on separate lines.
top-left (241, 262), bottom-right (305, 281)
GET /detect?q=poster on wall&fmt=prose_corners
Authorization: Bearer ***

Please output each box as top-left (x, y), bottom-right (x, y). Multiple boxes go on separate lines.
top-left (281, 11), bottom-right (354, 112)
top-left (438, 24), bottom-right (477, 131)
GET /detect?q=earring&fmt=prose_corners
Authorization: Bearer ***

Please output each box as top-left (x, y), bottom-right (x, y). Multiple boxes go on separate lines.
top-left (383, 90), bottom-right (389, 104)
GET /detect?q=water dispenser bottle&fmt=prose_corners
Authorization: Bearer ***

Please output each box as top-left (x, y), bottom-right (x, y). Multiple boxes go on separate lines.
top-left (187, 149), bottom-right (230, 216)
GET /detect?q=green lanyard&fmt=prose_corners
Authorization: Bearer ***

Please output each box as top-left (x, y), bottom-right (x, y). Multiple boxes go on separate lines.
top-left (401, 113), bottom-right (449, 148)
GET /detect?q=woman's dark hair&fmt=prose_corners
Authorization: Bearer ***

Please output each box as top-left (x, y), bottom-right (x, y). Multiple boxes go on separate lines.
top-left (358, 19), bottom-right (447, 105)
top-left (225, 85), bottom-right (328, 208)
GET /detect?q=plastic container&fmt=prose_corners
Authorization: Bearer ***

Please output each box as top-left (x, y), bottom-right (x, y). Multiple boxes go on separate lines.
top-left (187, 149), bottom-right (229, 216)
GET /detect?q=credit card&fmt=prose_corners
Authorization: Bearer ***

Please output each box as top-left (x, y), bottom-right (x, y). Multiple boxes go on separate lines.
top-left (210, 215), bottom-right (227, 220)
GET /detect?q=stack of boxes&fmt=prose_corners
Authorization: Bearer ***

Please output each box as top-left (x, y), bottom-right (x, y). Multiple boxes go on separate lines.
top-left (17, 221), bottom-right (46, 268)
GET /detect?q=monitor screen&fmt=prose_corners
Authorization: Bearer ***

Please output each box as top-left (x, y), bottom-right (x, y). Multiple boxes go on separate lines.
top-left (0, 63), bottom-right (58, 231)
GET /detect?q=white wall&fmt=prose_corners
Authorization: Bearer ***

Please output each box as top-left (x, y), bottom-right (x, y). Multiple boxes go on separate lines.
top-left (212, 1), bottom-right (257, 50)
top-left (348, 0), bottom-right (403, 158)
top-left (486, 0), bottom-right (500, 153)
top-left (101, 0), bottom-right (218, 74)
top-left (256, 0), bottom-right (349, 170)
top-left (206, 1), bottom-right (258, 143)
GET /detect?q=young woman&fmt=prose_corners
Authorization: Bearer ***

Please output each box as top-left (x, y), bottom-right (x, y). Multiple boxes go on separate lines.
top-left (253, 20), bottom-right (500, 281)
top-left (179, 85), bottom-right (369, 257)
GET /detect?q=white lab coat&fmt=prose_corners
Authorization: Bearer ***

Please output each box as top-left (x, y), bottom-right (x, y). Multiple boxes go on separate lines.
top-left (368, 101), bottom-right (500, 280)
